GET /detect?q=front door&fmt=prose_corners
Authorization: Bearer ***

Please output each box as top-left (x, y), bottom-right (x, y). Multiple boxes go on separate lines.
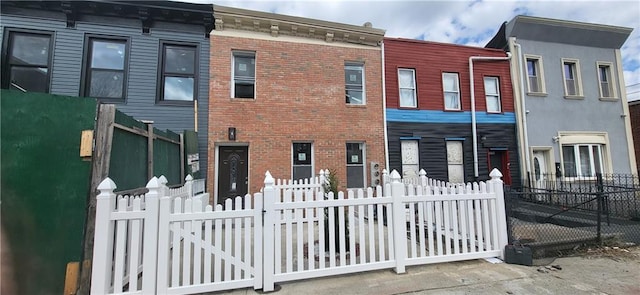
top-left (217, 146), bottom-right (248, 204)
top-left (488, 149), bottom-right (511, 185)
top-left (532, 151), bottom-right (548, 191)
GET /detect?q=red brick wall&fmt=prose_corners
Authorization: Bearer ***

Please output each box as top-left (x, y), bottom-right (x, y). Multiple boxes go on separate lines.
top-left (630, 102), bottom-right (640, 171)
top-left (208, 35), bottom-right (385, 196)
top-left (384, 38), bottom-right (514, 112)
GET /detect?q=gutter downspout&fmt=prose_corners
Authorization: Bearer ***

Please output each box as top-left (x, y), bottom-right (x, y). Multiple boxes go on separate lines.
top-left (469, 52), bottom-right (512, 179)
top-left (381, 40), bottom-right (390, 169)
top-left (512, 39), bottom-right (531, 179)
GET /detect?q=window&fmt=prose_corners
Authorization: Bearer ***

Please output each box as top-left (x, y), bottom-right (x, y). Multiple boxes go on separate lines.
top-left (159, 43), bottom-right (196, 102)
top-left (398, 68), bottom-right (416, 108)
top-left (442, 73), bottom-right (460, 110)
top-left (446, 141), bottom-right (464, 183)
top-left (346, 142), bottom-right (365, 188)
top-left (562, 58), bottom-right (582, 97)
top-left (401, 140), bottom-right (419, 177)
top-left (597, 62), bottom-right (617, 99)
top-left (345, 63), bottom-right (365, 105)
top-left (84, 37), bottom-right (128, 101)
top-left (484, 77), bottom-right (501, 113)
top-left (2, 30), bottom-right (52, 92)
top-left (562, 144), bottom-right (604, 178)
top-left (232, 51), bottom-right (255, 99)
top-left (524, 55), bottom-right (545, 93)
top-left (292, 143), bottom-right (313, 181)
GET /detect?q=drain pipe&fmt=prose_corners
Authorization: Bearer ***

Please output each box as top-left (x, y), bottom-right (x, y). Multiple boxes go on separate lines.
top-left (381, 40), bottom-right (390, 169)
top-left (511, 38), bottom-right (531, 179)
top-left (469, 52), bottom-right (512, 179)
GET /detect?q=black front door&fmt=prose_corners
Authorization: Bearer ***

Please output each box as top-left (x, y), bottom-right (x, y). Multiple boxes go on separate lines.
top-left (217, 146), bottom-right (248, 204)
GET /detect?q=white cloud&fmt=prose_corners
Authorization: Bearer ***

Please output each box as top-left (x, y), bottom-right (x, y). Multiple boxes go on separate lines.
top-left (184, 0), bottom-right (640, 94)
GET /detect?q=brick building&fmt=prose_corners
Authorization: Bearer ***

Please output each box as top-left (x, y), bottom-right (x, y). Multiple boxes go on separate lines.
top-left (384, 38), bottom-right (519, 186)
top-left (208, 5), bottom-right (386, 202)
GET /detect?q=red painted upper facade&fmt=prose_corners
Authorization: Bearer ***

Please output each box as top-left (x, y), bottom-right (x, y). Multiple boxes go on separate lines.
top-left (384, 38), bottom-right (514, 113)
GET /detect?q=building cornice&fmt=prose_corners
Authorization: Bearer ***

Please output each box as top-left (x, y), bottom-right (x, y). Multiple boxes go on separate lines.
top-left (213, 5), bottom-right (385, 47)
top-left (514, 15), bottom-right (632, 35)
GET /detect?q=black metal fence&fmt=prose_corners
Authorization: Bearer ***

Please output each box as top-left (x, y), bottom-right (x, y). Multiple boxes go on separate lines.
top-left (506, 173), bottom-right (640, 258)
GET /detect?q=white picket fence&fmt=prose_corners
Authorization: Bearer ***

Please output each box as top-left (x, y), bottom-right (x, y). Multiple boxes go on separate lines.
top-left (91, 169), bottom-right (508, 294)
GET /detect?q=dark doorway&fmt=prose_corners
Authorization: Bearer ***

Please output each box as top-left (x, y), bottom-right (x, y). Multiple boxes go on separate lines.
top-left (488, 149), bottom-right (511, 185)
top-left (217, 146), bottom-right (248, 204)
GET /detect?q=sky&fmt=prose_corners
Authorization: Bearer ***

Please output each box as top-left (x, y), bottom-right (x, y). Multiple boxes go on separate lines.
top-left (183, 0), bottom-right (640, 101)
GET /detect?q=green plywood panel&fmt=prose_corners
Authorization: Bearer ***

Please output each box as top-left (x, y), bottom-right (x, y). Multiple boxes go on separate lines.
top-left (108, 126), bottom-right (148, 191)
top-left (153, 132), bottom-right (181, 185)
top-left (1, 90), bottom-right (96, 295)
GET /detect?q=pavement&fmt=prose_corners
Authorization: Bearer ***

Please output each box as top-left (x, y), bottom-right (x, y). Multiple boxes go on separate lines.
top-left (207, 246), bottom-right (640, 295)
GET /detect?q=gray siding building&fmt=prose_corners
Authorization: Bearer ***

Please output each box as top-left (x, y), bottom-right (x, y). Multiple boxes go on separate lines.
top-left (487, 15), bottom-right (636, 185)
top-left (1, 1), bottom-right (212, 180)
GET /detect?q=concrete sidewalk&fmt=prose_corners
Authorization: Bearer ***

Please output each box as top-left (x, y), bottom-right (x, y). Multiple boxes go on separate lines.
top-left (208, 247), bottom-right (640, 295)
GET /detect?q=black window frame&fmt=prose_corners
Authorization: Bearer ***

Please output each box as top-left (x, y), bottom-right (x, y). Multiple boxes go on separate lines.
top-left (1, 28), bottom-right (54, 93)
top-left (81, 34), bottom-right (130, 103)
top-left (157, 41), bottom-right (199, 105)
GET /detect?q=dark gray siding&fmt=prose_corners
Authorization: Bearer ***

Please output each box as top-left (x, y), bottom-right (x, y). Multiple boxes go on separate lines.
top-left (1, 13), bottom-right (209, 179)
top-left (387, 122), bottom-right (520, 188)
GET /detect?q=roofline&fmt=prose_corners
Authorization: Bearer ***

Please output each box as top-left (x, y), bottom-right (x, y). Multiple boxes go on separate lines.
top-left (513, 15), bottom-right (633, 35)
top-left (385, 37), bottom-right (508, 55)
top-left (214, 5), bottom-right (385, 36)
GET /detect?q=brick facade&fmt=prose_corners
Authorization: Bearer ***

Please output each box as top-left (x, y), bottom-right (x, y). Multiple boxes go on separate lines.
top-left (208, 34), bottom-right (385, 199)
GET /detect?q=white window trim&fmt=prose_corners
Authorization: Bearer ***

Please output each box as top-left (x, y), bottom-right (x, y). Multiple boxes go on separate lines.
top-left (442, 72), bottom-right (461, 111)
top-left (231, 51), bottom-right (256, 99)
top-left (398, 68), bottom-right (417, 108)
top-left (596, 61), bottom-right (618, 100)
top-left (345, 63), bottom-right (366, 105)
top-left (561, 58), bottom-right (584, 98)
top-left (400, 140), bottom-right (420, 177)
top-left (484, 76), bottom-right (501, 113)
top-left (291, 142), bottom-right (314, 180)
top-left (556, 131), bottom-right (612, 180)
top-left (524, 54), bottom-right (546, 95)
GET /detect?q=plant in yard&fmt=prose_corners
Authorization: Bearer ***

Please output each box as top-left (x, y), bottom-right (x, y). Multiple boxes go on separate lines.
top-left (323, 168), bottom-right (350, 252)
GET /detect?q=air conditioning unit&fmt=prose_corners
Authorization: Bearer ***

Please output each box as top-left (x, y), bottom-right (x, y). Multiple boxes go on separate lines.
top-left (370, 161), bottom-right (381, 187)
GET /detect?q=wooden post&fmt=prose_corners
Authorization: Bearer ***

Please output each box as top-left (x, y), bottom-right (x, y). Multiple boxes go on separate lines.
top-left (390, 170), bottom-right (407, 274)
top-left (489, 168), bottom-right (508, 260)
top-left (147, 123), bottom-right (154, 181)
top-left (78, 104), bottom-right (115, 295)
top-left (90, 178), bottom-right (117, 295)
top-left (180, 133), bottom-right (185, 183)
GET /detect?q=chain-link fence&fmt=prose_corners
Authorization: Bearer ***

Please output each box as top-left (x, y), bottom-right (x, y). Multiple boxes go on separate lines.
top-left (506, 173), bottom-right (640, 258)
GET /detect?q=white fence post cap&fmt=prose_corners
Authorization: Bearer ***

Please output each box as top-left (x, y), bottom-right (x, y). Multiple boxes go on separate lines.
top-left (97, 177), bottom-right (117, 191)
top-left (146, 176), bottom-right (161, 188)
top-left (419, 169), bottom-right (427, 177)
top-left (389, 170), bottom-right (401, 182)
top-left (158, 175), bottom-right (168, 185)
top-left (489, 168), bottom-right (503, 179)
top-left (185, 174), bottom-right (193, 181)
top-left (264, 171), bottom-right (274, 185)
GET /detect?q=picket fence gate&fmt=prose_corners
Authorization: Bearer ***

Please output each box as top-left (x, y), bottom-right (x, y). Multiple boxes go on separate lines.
top-left (91, 169), bottom-right (508, 294)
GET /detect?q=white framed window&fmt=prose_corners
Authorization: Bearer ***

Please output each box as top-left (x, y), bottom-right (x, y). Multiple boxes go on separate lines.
top-left (442, 72), bottom-right (460, 110)
top-left (446, 140), bottom-right (464, 183)
top-left (524, 55), bottom-right (546, 94)
top-left (292, 142), bottom-right (313, 181)
top-left (562, 58), bottom-right (583, 97)
top-left (597, 62), bottom-right (617, 99)
top-left (232, 51), bottom-right (255, 99)
top-left (562, 144), bottom-right (604, 178)
top-left (484, 76), bottom-right (501, 113)
top-left (346, 142), bottom-right (366, 188)
top-left (398, 68), bottom-right (417, 108)
top-left (345, 63), bottom-right (365, 105)
top-left (400, 140), bottom-right (419, 177)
